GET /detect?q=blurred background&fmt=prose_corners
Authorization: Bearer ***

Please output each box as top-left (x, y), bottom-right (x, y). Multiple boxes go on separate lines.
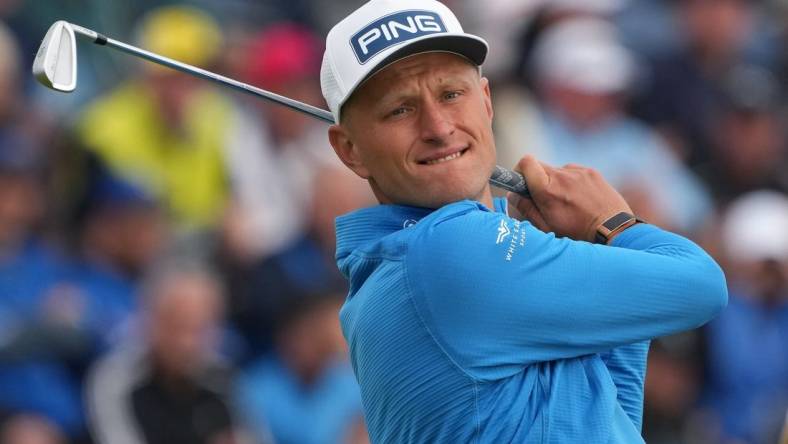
top-left (0, 0), bottom-right (785, 443)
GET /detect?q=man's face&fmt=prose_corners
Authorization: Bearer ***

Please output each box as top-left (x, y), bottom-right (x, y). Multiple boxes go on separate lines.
top-left (329, 52), bottom-right (496, 209)
top-left (148, 274), bottom-right (222, 377)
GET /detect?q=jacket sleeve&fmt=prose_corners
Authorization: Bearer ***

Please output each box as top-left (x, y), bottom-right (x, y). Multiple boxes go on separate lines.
top-left (406, 203), bottom-right (727, 378)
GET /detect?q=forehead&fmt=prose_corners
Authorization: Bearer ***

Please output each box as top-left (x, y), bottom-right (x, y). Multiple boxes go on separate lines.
top-left (347, 53), bottom-right (477, 104)
top-left (373, 52), bottom-right (475, 82)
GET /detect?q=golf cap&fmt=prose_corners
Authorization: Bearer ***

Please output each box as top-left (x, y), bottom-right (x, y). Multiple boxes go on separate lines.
top-left (320, 0), bottom-right (488, 123)
top-left (722, 190), bottom-right (788, 263)
top-left (534, 18), bottom-right (634, 94)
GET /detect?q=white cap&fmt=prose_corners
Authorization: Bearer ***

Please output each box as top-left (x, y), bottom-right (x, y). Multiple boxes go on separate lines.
top-left (321, 0), bottom-right (488, 123)
top-left (722, 190), bottom-right (788, 263)
top-left (534, 18), bottom-right (634, 94)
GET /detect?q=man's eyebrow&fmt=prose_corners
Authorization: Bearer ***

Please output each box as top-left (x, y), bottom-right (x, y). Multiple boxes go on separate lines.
top-left (376, 90), bottom-right (416, 107)
top-left (440, 75), bottom-right (475, 89)
top-left (375, 75), bottom-right (475, 106)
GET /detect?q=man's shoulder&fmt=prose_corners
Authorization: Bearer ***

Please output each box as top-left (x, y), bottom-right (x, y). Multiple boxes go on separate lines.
top-left (337, 200), bottom-right (509, 274)
top-left (403, 199), bottom-right (515, 265)
top-left (410, 199), bottom-right (499, 232)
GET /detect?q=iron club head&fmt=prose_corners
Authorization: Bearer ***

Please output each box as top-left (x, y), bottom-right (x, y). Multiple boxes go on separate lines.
top-left (32, 20), bottom-right (77, 92)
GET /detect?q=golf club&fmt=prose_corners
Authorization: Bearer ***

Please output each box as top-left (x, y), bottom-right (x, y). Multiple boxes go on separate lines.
top-left (32, 20), bottom-right (530, 197)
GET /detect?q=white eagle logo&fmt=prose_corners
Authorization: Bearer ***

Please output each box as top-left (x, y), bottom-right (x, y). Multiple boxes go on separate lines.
top-left (496, 219), bottom-right (511, 244)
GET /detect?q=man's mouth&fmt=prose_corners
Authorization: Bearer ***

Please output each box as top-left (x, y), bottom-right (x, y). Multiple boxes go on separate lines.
top-left (418, 147), bottom-right (469, 165)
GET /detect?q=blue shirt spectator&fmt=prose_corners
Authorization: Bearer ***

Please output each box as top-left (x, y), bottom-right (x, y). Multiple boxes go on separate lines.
top-left (238, 356), bottom-right (363, 444)
top-left (538, 110), bottom-right (713, 232)
top-left (703, 190), bottom-right (788, 444)
top-left (237, 294), bottom-right (365, 444)
top-left (705, 292), bottom-right (788, 443)
top-left (0, 240), bottom-right (86, 435)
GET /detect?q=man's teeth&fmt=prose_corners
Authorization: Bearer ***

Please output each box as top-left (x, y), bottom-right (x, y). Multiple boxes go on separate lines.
top-left (425, 151), bottom-right (463, 165)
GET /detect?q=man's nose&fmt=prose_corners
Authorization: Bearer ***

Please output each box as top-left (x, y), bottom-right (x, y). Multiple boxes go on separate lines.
top-left (419, 99), bottom-right (454, 145)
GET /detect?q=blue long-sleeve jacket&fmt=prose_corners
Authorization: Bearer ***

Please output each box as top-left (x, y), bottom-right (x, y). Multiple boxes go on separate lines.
top-left (336, 198), bottom-right (727, 443)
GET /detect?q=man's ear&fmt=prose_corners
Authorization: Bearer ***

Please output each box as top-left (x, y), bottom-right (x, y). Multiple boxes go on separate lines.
top-left (328, 124), bottom-right (371, 179)
top-left (480, 76), bottom-right (494, 120)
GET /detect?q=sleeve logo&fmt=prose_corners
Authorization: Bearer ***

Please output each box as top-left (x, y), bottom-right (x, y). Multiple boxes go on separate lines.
top-left (496, 219), bottom-right (525, 261)
top-left (350, 10), bottom-right (446, 64)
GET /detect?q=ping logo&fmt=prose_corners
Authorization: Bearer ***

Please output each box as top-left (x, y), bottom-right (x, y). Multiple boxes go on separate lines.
top-left (350, 10), bottom-right (446, 64)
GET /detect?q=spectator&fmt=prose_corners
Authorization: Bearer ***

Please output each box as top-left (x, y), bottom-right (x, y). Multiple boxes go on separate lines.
top-left (58, 158), bottom-right (167, 346)
top-left (632, 0), bottom-right (768, 167)
top-left (700, 65), bottom-right (787, 204)
top-left (222, 22), bottom-right (336, 263)
top-left (237, 293), bottom-right (366, 444)
top-left (497, 17), bottom-right (713, 233)
top-left (506, 0), bottom-right (626, 89)
top-left (77, 6), bottom-right (233, 236)
top-left (225, 166), bottom-right (374, 355)
top-left (704, 190), bottom-right (788, 444)
top-left (641, 335), bottom-right (707, 444)
top-left (86, 262), bottom-right (247, 444)
top-left (0, 138), bottom-right (84, 438)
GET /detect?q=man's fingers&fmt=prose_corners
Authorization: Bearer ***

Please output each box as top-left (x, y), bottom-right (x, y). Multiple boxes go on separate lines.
top-left (508, 192), bottom-right (549, 232)
top-left (514, 155), bottom-right (550, 199)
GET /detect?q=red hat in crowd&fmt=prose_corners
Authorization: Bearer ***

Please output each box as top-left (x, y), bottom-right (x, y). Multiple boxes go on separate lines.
top-left (244, 23), bottom-right (323, 90)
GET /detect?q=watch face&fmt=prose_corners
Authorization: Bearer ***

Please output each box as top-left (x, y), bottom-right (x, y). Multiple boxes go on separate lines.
top-left (596, 212), bottom-right (637, 244)
top-left (603, 212), bottom-right (634, 231)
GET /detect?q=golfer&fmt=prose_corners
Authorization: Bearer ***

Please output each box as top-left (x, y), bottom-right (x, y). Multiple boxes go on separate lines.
top-left (321, 1), bottom-right (727, 442)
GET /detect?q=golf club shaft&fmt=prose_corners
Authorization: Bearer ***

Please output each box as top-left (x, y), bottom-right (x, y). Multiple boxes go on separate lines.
top-left (69, 23), bottom-right (530, 197)
top-left (70, 24), bottom-right (334, 122)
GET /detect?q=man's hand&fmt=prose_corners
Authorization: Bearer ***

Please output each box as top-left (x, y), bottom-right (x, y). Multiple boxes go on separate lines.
top-left (507, 155), bottom-right (633, 243)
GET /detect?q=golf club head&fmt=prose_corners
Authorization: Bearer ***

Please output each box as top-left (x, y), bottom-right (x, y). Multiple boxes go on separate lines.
top-left (32, 21), bottom-right (77, 92)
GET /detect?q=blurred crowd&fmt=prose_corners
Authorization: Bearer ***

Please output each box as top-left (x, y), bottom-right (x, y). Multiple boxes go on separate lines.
top-left (0, 0), bottom-right (785, 443)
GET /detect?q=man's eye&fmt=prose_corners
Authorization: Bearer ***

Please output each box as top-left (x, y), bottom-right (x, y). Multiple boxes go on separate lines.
top-left (389, 107), bottom-right (409, 117)
top-left (444, 91), bottom-right (462, 101)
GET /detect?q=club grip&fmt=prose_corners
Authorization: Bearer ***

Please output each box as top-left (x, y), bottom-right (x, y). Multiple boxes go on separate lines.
top-left (489, 165), bottom-right (530, 197)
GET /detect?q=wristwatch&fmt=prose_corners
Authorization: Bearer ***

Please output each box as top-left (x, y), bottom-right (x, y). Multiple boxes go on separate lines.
top-left (594, 212), bottom-right (642, 244)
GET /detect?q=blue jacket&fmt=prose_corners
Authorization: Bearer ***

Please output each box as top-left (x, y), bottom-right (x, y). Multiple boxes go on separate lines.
top-left (336, 198), bottom-right (727, 443)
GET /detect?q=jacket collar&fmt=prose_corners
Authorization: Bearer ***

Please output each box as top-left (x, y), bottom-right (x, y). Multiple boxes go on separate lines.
top-left (335, 197), bottom-right (508, 261)
top-left (336, 203), bottom-right (433, 261)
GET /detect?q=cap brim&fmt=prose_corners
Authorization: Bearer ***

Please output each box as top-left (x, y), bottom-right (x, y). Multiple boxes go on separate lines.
top-left (371, 33), bottom-right (487, 78)
top-left (339, 33), bottom-right (488, 121)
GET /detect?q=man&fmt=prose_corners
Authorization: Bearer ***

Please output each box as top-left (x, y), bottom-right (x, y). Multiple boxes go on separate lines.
top-left (322, 1), bottom-right (727, 443)
top-left (523, 17), bottom-right (712, 233)
top-left (78, 6), bottom-right (232, 233)
top-left (705, 190), bottom-right (788, 443)
top-left (223, 23), bottom-right (336, 262)
top-left (632, 0), bottom-right (762, 168)
top-left (85, 263), bottom-right (246, 444)
top-left (237, 293), bottom-right (367, 444)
